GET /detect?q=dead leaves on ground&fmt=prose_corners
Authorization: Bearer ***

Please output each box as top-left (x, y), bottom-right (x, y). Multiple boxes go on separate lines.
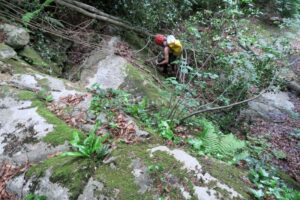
top-left (60, 94), bottom-right (87, 106)
top-left (109, 113), bottom-right (139, 144)
top-left (0, 162), bottom-right (29, 200)
top-left (47, 94), bottom-right (88, 127)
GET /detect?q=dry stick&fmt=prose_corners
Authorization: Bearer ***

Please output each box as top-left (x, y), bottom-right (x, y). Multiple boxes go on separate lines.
top-left (180, 89), bottom-right (266, 123)
top-left (54, 0), bottom-right (152, 36)
top-left (134, 37), bottom-right (151, 54)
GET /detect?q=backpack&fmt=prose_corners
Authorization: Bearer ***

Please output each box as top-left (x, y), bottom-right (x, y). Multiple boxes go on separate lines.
top-left (167, 35), bottom-right (183, 56)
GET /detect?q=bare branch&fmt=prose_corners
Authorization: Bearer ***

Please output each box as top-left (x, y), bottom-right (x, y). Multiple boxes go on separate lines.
top-left (179, 89), bottom-right (266, 123)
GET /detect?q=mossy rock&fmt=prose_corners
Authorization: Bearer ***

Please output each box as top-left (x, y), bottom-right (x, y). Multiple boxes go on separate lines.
top-left (122, 63), bottom-right (168, 104)
top-left (18, 46), bottom-right (62, 76)
top-left (26, 156), bottom-right (91, 200)
top-left (18, 90), bottom-right (82, 146)
top-left (199, 157), bottom-right (251, 199)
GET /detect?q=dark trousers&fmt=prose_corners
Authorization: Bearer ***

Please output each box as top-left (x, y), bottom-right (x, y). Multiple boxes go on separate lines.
top-left (158, 53), bottom-right (177, 73)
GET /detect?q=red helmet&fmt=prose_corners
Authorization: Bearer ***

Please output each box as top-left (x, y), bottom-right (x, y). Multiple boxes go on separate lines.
top-left (154, 34), bottom-right (166, 45)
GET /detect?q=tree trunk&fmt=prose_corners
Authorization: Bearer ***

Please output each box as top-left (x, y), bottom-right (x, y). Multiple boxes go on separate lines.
top-left (54, 0), bottom-right (152, 36)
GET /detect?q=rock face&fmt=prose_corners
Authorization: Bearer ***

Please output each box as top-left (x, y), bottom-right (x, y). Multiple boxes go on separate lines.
top-left (0, 24), bottom-right (30, 49)
top-left (149, 146), bottom-right (244, 200)
top-left (0, 96), bottom-right (68, 165)
top-left (80, 37), bottom-right (164, 102)
top-left (243, 92), bottom-right (295, 122)
top-left (0, 43), bottom-right (16, 60)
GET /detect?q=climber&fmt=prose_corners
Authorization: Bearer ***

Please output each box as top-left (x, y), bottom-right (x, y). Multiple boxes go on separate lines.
top-left (154, 34), bottom-right (182, 74)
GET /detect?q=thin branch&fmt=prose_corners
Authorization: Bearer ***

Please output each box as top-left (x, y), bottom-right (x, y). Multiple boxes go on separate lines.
top-left (180, 89), bottom-right (266, 123)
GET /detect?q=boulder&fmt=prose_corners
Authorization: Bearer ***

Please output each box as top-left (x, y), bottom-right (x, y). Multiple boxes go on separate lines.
top-left (242, 92), bottom-right (295, 122)
top-left (0, 24), bottom-right (30, 49)
top-left (0, 43), bottom-right (16, 60)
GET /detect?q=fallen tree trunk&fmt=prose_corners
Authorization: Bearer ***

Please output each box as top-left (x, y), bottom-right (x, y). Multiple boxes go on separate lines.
top-left (54, 0), bottom-right (152, 36)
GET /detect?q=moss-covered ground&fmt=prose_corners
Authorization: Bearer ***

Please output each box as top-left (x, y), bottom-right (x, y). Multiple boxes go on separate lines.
top-left (26, 156), bottom-right (91, 200)
top-left (18, 90), bottom-right (82, 146)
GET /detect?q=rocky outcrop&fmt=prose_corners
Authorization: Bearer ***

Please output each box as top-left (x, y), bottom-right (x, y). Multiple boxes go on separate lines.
top-left (0, 24), bottom-right (30, 49)
top-left (0, 43), bottom-right (16, 60)
top-left (242, 92), bottom-right (295, 122)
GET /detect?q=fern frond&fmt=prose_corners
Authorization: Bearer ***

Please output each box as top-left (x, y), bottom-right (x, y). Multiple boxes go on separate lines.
top-left (191, 118), bottom-right (246, 162)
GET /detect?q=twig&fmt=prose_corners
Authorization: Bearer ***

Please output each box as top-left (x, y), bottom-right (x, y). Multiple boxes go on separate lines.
top-left (134, 37), bottom-right (151, 54)
top-left (180, 89), bottom-right (266, 123)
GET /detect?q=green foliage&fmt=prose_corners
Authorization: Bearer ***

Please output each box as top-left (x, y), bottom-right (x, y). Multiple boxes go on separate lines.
top-left (61, 126), bottom-right (109, 160)
top-left (147, 164), bottom-right (164, 173)
top-left (158, 120), bottom-right (178, 142)
top-left (188, 118), bottom-right (247, 162)
top-left (36, 88), bottom-right (53, 102)
top-left (88, 84), bottom-right (180, 141)
top-left (248, 165), bottom-right (300, 199)
top-left (22, 0), bottom-right (54, 26)
top-left (99, 0), bottom-right (198, 30)
top-left (272, 149), bottom-right (287, 160)
top-left (25, 193), bottom-right (46, 200)
top-left (89, 84), bottom-right (131, 115)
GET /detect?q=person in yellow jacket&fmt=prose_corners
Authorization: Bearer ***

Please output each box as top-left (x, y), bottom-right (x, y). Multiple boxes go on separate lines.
top-left (154, 34), bottom-right (182, 74)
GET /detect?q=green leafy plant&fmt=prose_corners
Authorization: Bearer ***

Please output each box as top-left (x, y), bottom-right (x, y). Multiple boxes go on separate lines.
top-left (147, 164), bottom-right (164, 173)
top-left (22, 0), bottom-right (54, 26)
top-left (248, 165), bottom-right (300, 199)
top-left (25, 193), bottom-right (46, 200)
top-left (188, 118), bottom-right (247, 162)
top-left (158, 121), bottom-right (176, 141)
top-left (61, 130), bottom-right (109, 159)
top-left (36, 88), bottom-right (53, 102)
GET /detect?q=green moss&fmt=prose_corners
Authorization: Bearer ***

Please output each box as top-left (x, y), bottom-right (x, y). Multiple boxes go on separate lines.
top-left (18, 46), bottom-right (62, 76)
top-left (26, 156), bottom-right (91, 200)
top-left (95, 143), bottom-right (154, 200)
top-left (94, 142), bottom-right (195, 200)
top-left (199, 157), bottom-right (250, 199)
top-left (122, 31), bottom-right (147, 50)
top-left (123, 64), bottom-right (167, 103)
top-left (18, 90), bottom-right (81, 146)
top-left (6, 57), bottom-right (33, 74)
top-left (18, 46), bottom-right (48, 67)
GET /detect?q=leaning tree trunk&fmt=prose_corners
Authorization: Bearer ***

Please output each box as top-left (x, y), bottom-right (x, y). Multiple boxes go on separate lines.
top-left (54, 0), bottom-right (152, 37)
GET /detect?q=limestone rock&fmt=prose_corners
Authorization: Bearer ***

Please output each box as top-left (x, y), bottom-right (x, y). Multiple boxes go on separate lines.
top-left (0, 43), bottom-right (16, 60)
top-left (243, 92), bottom-right (295, 122)
top-left (131, 159), bottom-right (152, 193)
top-left (0, 24), bottom-right (30, 49)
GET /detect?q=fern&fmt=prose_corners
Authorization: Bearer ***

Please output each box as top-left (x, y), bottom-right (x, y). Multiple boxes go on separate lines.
top-left (188, 118), bottom-right (247, 162)
top-left (22, 0), bottom-right (54, 26)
